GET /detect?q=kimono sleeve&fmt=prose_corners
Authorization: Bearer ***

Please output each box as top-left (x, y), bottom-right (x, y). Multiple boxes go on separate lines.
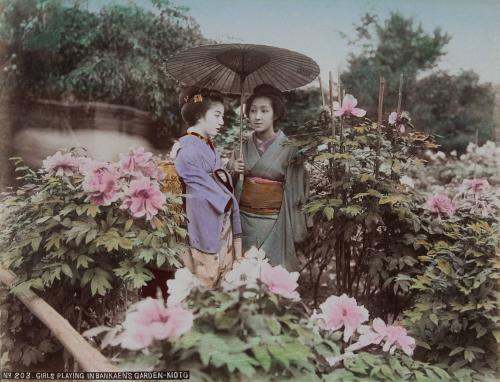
top-left (175, 147), bottom-right (230, 215)
top-left (285, 150), bottom-right (310, 243)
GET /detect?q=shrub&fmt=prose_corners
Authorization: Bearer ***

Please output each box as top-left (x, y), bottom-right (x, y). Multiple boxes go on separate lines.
top-left (0, 148), bottom-right (186, 368)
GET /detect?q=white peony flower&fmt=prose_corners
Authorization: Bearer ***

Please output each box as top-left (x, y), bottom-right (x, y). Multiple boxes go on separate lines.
top-left (222, 246), bottom-right (268, 290)
top-left (166, 268), bottom-right (200, 306)
top-left (400, 175), bottom-right (415, 188)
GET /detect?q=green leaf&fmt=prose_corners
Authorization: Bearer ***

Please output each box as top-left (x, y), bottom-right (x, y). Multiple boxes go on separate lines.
top-left (343, 205), bottom-right (363, 217)
top-left (76, 255), bottom-right (94, 269)
top-left (125, 219), bottom-right (134, 231)
top-left (87, 204), bottom-right (100, 218)
top-left (61, 264), bottom-right (73, 278)
top-left (118, 237), bottom-right (133, 250)
top-left (463, 349), bottom-right (475, 362)
top-left (323, 207), bottom-right (334, 221)
top-left (449, 347), bottom-right (464, 356)
top-left (436, 260), bottom-right (451, 275)
top-left (266, 317), bottom-right (281, 336)
top-left (85, 229), bottom-right (98, 244)
top-left (267, 344), bottom-right (290, 368)
top-left (90, 269), bottom-right (112, 296)
top-left (493, 329), bottom-right (500, 343)
top-left (76, 205), bottom-right (88, 216)
top-left (429, 313), bottom-right (439, 325)
top-left (44, 233), bottom-right (62, 251)
top-left (31, 237), bottom-right (42, 251)
top-left (252, 345), bottom-right (271, 371)
top-left (35, 216), bottom-right (52, 224)
top-left (314, 152), bottom-right (334, 161)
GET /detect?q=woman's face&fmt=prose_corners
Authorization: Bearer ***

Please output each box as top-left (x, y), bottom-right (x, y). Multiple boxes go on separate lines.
top-left (248, 97), bottom-right (274, 134)
top-left (199, 102), bottom-right (224, 138)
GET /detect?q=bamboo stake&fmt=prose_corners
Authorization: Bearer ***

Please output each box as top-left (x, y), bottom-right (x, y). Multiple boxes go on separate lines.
top-left (318, 76), bottom-right (326, 107)
top-left (375, 77), bottom-right (385, 176)
top-left (0, 267), bottom-right (119, 372)
top-left (397, 73), bottom-right (404, 114)
top-left (338, 72), bottom-right (344, 148)
top-left (329, 72), bottom-right (335, 136)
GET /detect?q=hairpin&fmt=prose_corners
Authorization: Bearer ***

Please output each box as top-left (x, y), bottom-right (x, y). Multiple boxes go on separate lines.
top-left (183, 94), bottom-right (204, 104)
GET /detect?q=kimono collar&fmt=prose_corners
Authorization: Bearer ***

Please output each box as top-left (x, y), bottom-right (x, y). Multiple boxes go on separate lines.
top-left (254, 132), bottom-right (278, 154)
top-left (185, 131), bottom-right (215, 151)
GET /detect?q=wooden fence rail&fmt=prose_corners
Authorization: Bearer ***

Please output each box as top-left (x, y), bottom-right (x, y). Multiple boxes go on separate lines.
top-left (0, 267), bottom-right (118, 372)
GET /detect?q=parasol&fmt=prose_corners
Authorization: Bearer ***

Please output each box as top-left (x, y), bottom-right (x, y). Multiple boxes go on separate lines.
top-left (165, 43), bottom-right (320, 161)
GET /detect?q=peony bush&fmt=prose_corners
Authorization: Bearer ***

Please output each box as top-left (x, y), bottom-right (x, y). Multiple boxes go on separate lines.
top-left (402, 143), bottom-right (499, 375)
top-left (0, 147), bottom-right (186, 368)
top-left (86, 247), bottom-right (455, 381)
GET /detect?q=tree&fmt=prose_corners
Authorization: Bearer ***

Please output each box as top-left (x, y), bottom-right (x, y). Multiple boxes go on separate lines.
top-left (411, 71), bottom-right (495, 151)
top-left (0, 0), bottom-right (207, 147)
top-left (341, 12), bottom-right (495, 152)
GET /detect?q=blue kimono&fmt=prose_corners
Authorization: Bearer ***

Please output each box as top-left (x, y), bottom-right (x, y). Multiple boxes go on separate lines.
top-left (175, 134), bottom-right (241, 254)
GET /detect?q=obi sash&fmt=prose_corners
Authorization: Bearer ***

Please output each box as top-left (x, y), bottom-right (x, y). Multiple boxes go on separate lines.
top-left (239, 176), bottom-right (283, 215)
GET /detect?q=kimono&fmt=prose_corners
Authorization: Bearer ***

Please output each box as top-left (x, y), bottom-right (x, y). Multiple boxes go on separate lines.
top-left (175, 134), bottom-right (242, 287)
top-left (230, 130), bottom-right (309, 271)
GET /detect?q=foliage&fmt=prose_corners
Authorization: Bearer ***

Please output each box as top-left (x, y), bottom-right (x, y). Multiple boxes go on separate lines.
top-left (340, 12), bottom-right (495, 153)
top-left (412, 141), bottom-right (500, 194)
top-left (0, 0), bottom-right (207, 145)
top-left (402, 143), bottom-right (500, 372)
top-left (88, 258), bottom-right (453, 382)
top-left (294, 100), bottom-right (436, 320)
top-left (0, 148), bottom-right (186, 369)
top-left (411, 71), bottom-right (496, 152)
top-left (405, 213), bottom-right (499, 371)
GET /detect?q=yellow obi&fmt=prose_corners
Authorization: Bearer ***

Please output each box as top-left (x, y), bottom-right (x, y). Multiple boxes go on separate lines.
top-left (240, 177), bottom-right (283, 215)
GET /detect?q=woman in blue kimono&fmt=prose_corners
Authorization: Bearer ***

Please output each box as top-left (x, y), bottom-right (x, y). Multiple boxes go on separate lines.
top-left (174, 87), bottom-right (242, 288)
top-left (229, 84), bottom-right (309, 271)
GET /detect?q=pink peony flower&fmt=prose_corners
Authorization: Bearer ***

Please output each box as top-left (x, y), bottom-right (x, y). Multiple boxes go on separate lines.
top-left (462, 178), bottom-right (490, 194)
top-left (120, 147), bottom-right (164, 181)
top-left (383, 323), bottom-right (415, 356)
top-left (120, 298), bottom-right (193, 350)
top-left (388, 111), bottom-right (406, 133)
top-left (42, 151), bottom-right (79, 177)
top-left (314, 294), bottom-right (369, 341)
top-left (120, 147), bottom-right (153, 172)
top-left (260, 263), bottom-right (300, 300)
top-left (347, 318), bottom-right (415, 356)
top-left (425, 194), bottom-right (456, 217)
top-left (121, 177), bottom-right (166, 220)
top-left (333, 94), bottom-right (366, 118)
top-left (81, 161), bottom-right (121, 206)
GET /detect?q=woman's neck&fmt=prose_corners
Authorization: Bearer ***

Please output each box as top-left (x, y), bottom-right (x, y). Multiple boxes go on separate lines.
top-left (254, 128), bottom-right (276, 142)
top-left (187, 125), bottom-right (207, 138)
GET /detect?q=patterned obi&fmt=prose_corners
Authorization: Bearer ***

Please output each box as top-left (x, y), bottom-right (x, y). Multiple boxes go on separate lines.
top-left (240, 176), bottom-right (283, 215)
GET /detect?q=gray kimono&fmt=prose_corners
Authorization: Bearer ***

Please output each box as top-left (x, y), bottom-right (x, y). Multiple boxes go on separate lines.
top-left (230, 131), bottom-right (309, 270)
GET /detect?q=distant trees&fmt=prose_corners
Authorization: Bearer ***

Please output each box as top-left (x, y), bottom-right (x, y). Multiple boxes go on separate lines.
top-left (340, 13), bottom-right (495, 152)
top-left (0, 0), bottom-right (207, 144)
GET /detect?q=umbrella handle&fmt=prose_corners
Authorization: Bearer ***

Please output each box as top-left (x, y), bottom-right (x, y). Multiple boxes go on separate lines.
top-left (239, 84), bottom-right (245, 184)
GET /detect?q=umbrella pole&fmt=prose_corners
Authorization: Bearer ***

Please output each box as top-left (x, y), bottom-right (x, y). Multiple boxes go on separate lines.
top-left (239, 75), bottom-right (246, 183)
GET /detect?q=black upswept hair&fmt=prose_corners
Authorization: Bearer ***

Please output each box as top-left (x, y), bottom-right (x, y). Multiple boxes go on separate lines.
top-left (179, 87), bottom-right (224, 127)
top-left (245, 84), bottom-right (286, 128)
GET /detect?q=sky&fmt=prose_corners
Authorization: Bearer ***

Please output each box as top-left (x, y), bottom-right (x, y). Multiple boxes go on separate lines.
top-left (89, 0), bottom-right (500, 85)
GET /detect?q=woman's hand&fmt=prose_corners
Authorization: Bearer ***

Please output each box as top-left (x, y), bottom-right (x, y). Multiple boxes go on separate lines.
top-left (233, 159), bottom-right (245, 174)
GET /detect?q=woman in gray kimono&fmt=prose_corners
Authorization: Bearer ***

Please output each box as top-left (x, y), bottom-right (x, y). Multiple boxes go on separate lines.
top-left (229, 84), bottom-right (309, 271)
top-left (174, 87), bottom-right (242, 288)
